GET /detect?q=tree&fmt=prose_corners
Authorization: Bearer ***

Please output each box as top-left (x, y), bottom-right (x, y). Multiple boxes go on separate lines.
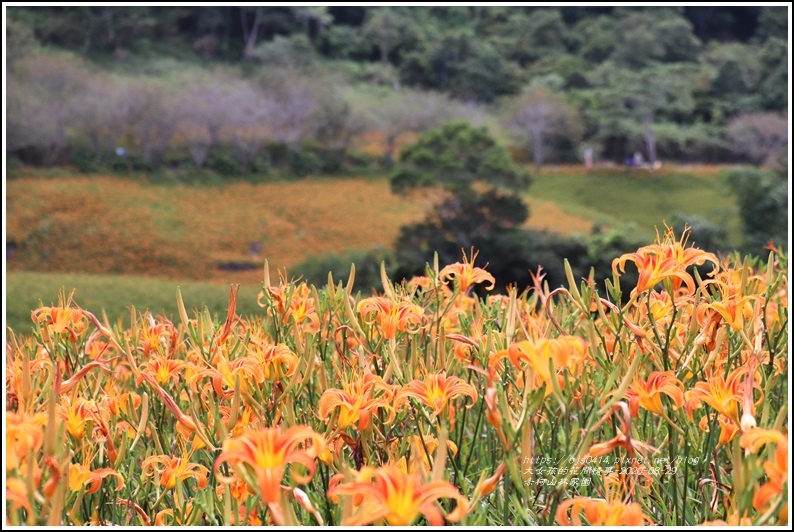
top-left (756, 37), bottom-right (788, 110)
top-left (391, 121), bottom-right (530, 195)
top-left (727, 111), bottom-right (788, 168)
top-left (571, 15), bottom-right (618, 63)
top-left (72, 73), bottom-right (130, 159)
top-left (610, 8), bottom-right (701, 68)
top-left (257, 69), bottom-right (323, 171)
top-left (7, 52), bottom-right (88, 164)
top-left (362, 89), bottom-right (473, 165)
top-left (291, 6), bottom-right (332, 41)
top-left (754, 6), bottom-right (788, 42)
top-left (124, 78), bottom-right (178, 168)
top-left (250, 34), bottom-right (317, 69)
top-left (700, 42), bottom-right (764, 120)
top-left (503, 85), bottom-right (582, 168)
top-left (173, 70), bottom-right (244, 168)
top-left (588, 62), bottom-right (698, 163)
top-left (390, 121), bottom-right (531, 270)
top-left (361, 8), bottom-right (410, 66)
top-left (223, 81), bottom-right (273, 170)
top-left (727, 167), bottom-right (788, 253)
top-left (313, 89), bottom-right (368, 166)
top-left (491, 8), bottom-right (569, 66)
top-left (5, 16), bottom-right (39, 67)
top-left (399, 29), bottom-right (524, 102)
top-left (240, 6), bottom-right (264, 60)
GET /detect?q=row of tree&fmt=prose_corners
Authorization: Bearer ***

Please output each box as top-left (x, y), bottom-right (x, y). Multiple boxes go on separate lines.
top-left (6, 6), bottom-right (788, 169)
top-left (7, 52), bottom-right (489, 172)
top-left (7, 49), bottom-right (787, 173)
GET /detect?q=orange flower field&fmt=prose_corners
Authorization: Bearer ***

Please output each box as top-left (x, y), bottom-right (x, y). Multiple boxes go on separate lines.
top-left (5, 228), bottom-right (789, 526)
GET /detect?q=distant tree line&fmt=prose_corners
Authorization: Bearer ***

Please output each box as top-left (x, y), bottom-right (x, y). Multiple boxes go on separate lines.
top-left (6, 6), bottom-right (788, 170)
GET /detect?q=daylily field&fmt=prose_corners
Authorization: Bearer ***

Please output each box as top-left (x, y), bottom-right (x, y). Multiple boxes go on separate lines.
top-left (5, 228), bottom-right (789, 526)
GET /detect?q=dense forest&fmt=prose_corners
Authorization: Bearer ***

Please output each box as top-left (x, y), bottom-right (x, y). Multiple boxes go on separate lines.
top-left (6, 6), bottom-right (789, 172)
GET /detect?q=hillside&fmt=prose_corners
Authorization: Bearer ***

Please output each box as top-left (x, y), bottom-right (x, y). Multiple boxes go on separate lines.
top-left (6, 166), bottom-right (742, 287)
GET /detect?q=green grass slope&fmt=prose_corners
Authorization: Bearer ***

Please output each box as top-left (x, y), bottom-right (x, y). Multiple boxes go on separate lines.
top-left (5, 271), bottom-right (264, 335)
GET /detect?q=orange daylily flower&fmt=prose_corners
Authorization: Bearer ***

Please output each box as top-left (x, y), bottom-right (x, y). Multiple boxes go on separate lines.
top-left (357, 296), bottom-right (425, 340)
top-left (106, 389), bottom-right (142, 418)
top-left (5, 344), bottom-right (52, 408)
top-left (247, 340), bottom-right (299, 381)
top-left (685, 366), bottom-right (761, 426)
top-left (31, 304), bottom-right (88, 342)
top-left (6, 477), bottom-right (32, 515)
top-left (69, 461), bottom-right (125, 494)
top-left (318, 435), bottom-right (346, 468)
top-left (139, 353), bottom-right (186, 387)
top-left (142, 453), bottom-right (209, 491)
top-left (740, 429), bottom-right (788, 520)
top-left (318, 372), bottom-right (396, 431)
top-left (439, 249), bottom-right (496, 294)
top-left (491, 337), bottom-right (588, 396)
top-left (283, 283), bottom-right (321, 333)
top-left (702, 275), bottom-right (758, 332)
top-left (399, 372), bottom-right (478, 417)
top-left (138, 316), bottom-right (176, 357)
top-left (214, 425), bottom-right (325, 505)
top-left (624, 371), bottom-right (685, 417)
top-left (698, 414), bottom-right (740, 445)
top-left (218, 405), bottom-right (258, 438)
top-left (328, 464), bottom-right (469, 526)
top-left (612, 226), bottom-right (718, 295)
top-left (258, 280), bottom-right (320, 333)
top-left (6, 412), bottom-right (46, 470)
top-left (556, 496), bottom-right (653, 526)
top-left (85, 330), bottom-right (117, 360)
top-left (740, 428), bottom-right (787, 454)
top-left (57, 395), bottom-right (97, 440)
top-left (647, 289), bottom-right (675, 320)
top-left (209, 355), bottom-right (265, 397)
top-left (215, 470), bottom-right (257, 503)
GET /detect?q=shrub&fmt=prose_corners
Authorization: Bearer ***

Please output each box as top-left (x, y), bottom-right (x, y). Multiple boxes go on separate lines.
top-left (205, 147), bottom-right (243, 177)
top-left (289, 147), bottom-right (322, 177)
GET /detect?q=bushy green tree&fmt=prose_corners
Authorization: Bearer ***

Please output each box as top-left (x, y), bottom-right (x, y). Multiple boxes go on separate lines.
top-left (390, 121), bottom-right (530, 194)
top-left (610, 8), bottom-right (701, 67)
top-left (390, 121), bottom-right (533, 284)
top-left (399, 30), bottom-right (524, 102)
top-left (361, 8), bottom-right (411, 66)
